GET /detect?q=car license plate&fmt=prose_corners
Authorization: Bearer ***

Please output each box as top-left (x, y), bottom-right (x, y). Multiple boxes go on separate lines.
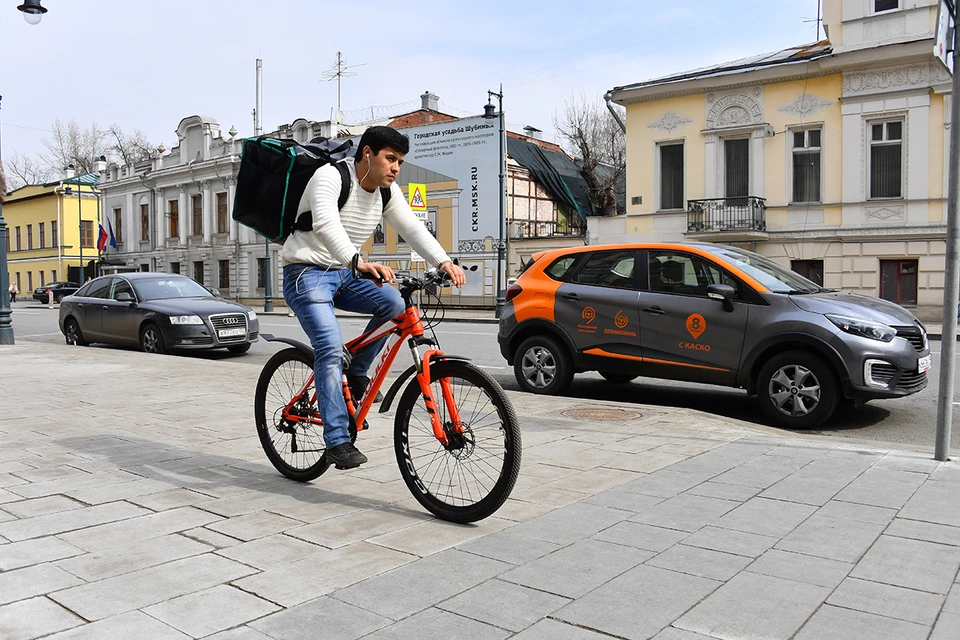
top-left (218, 328), bottom-right (246, 338)
top-left (918, 354), bottom-right (932, 373)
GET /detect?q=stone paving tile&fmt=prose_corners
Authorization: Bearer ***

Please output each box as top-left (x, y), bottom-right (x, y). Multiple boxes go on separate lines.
top-left (603, 450), bottom-right (688, 474)
top-left (667, 441), bottom-right (774, 476)
top-left (457, 528), bottom-right (563, 565)
top-left (251, 596), bottom-right (390, 640)
top-left (0, 563), bottom-right (85, 605)
top-left (438, 578), bottom-right (570, 632)
top-left (0, 596), bottom-right (83, 640)
top-left (850, 535), bottom-right (960, 594)
top-left (679, 525), bottom-right (779, 558)
top-left (286, 507), bottom-right (428, 549)
top-left (931, 611), bottom-right (960, 640)
top-left (827, 577), bottom-right (945, 625)
top-left (205, 510), bottom-right (304, 542)
top-left (1, 495), bottom-right (83, 519)
top-left (815, 499), bottom-right (898, 525)
top-left (794, 604), bottom-right (929, 640)
top-left (675, 572), bottom-right (831, 640)
top-left (55, 533), bottom-right (212, 581)
top-left (511, 617), bottom-right (611, 639)
top-left (582, 485), bottom-right (664, 512)
top-left (885, 518), bottom-right (960, 547)
top-left (683, 480), bottom-right (761, 502)
top-left (50, 553), bottom-right (257, 620)
top-left (126, 488), bottom-right (210, 511)
top-left (709, 454), bottom-right (809, 489)
top-left (364, 606), bottom-right (510, 640)
top-left (899, 480), bottom-right (960, 527)
top-left (874, 452), bottom-right (940, 474)
top-left (629, 494), bottom-right (740, 533)
top-left (504, 501), bottom-right (631, 546)
top-left (215, 533), bottom-right (327, 570)
top-left (759, 456), bottom-right (874, 506)
top-left (502, 538), bottom-right (653, 599)
top-left (0, 536), bottom-right (84, 571)
top-left (11, 465), bottom-right (91, 484)
top-left (619, 470), bottom-right (712, 498)
top-left (43, 610), bottom-right (190, 639)
top-left (144, 584), bottom-right (280, 637)
top-left (0, 501), bottom-right (150, 542)
top-left (554, 565), bottom-right (721, 640)
top-left (182, 525), bottom-right (245, 548)
top-left (59, 505), bottom-right (224, 551)
top-left (832, 467), bottom-right (928, 510)
top-left (542, 466), bottom-right (641, 496)
top-left (745, 548), bottom-right (854, 589)
top-left (234, 541), bottom-right (414, 608)
top-left (650, 628), bottom-right (719, 639)
top-left (593, 521), bottom-right (690, 553)
top-left (332, 548), bottom-right (512, 621)
top-left (369, 515), bottom-right (512, 557)
top-left (5, 470), bottom-right (142, 500)
top-left (203, 628), bottom-right (275, 640)
top-left (64, 478), bottom-right (178, 505)
top-left (714, 497), bottom-right (817, 538)
top-left (647, 544), bottom-right (753, 582)
top-left (776, 514), bottom-right (886, 563)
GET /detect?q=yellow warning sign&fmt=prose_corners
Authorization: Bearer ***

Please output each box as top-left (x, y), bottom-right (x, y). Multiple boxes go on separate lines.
top-left (408, 183), bottom-right (427, 211)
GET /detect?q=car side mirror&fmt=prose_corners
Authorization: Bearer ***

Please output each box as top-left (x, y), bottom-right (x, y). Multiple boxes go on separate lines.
top-left (706, 284), bottom-right (736, 312)
top-left (206, 287), bottom-right (220, 297)
top-left (116, 292), bottom-right (134, 303)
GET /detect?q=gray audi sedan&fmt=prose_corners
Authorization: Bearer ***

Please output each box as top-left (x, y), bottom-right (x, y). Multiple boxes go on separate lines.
top-left (59, 273), bottom-right (259, 355)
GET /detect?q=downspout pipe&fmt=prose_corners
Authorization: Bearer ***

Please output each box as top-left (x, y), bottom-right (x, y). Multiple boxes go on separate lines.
top-left (604, 92), bottom-right (626, 133)
top-left (53, 183), bottom-right (64, 281)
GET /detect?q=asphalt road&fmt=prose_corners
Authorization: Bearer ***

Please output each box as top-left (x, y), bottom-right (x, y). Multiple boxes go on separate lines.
top-left (9, 302), bottom-right (958, 451)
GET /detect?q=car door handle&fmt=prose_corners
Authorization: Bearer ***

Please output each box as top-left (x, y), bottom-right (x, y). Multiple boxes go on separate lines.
top-left (643, 306), bottom-right (666, 316)
top-left (561, 292), bottom-right (580, 301)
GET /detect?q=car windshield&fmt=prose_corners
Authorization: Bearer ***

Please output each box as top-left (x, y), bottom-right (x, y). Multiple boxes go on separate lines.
top-left (133, 277), bottom-right (213, 301)
top-left (704, 245), bottom-right (824, 294)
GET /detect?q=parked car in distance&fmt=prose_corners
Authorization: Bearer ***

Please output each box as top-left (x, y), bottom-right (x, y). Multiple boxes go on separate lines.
top-left (498, 242), bottom-right (931, 429)
top-left (33, 281), bottom-right (80, 303)
top-left (59, 273), bottom-right (260, 355)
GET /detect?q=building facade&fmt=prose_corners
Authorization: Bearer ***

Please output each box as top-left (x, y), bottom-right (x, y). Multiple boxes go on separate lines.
top-left (602, 0), bottom-right (952, 321)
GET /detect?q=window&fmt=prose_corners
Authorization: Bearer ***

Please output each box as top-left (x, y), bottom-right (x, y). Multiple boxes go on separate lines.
top-left (257, 258), bottom-right (267, 288)
top-left (113, 208), bottom-right (123, 243)
top-left (26, 225), bottom-right (33, 250)
top-left (193, 261), bottom-right (204, 284)
top-left (81, 221), bottom-right (94, 247)
top-left (141, 203), bottom-right (150, 241)
top-left (792, 128), bottom-right (822, 203)
top-left (659, 143), bottom-right (684, 210)
top-left (140, 263), bottom-right (150, 272)
top-left (724, 138), bottom-right (750, 201)
top-left (507, 167), bottom-right (570, 238)
top-left (573, 251), bottom-right (636, 289)
top-left (870, 120), bottom-right (903, 199)
top-left (648, 251), bottom-right (740, 298)
top-left (874, 0), bottom-right (898, 13)
top-left (27, 272), bottom-right (32, 291)
top-left (39, 222), bottom-right (45, 249)
top-left (170, 261), bottom-right (180, 274)
top-left (216, 192), bottom-right (228, 233)
top-left (169, 200), bottom-right (179, 238)
top-left (880, 259), bottom-right (917, 306)
top-left (546, 256), bottom-right (578, 281)
top-left (51, 220), bottom-right (57, 246)
top-left (15, 226), bottom-right (21, 251)
top-left (111, 278), bottom-right (134, 301)
top-left (85, 278), bottom-right (112, 299)
top-left (51, 270), bottom-right (57, 282)
top-left (39, 271), bottom-right (44, 286)
top-left (218, 259), bottom-right (230, 289)
top-left (791, 259), bottom-right (824, 287)
top-left (192, 194), bottom-right (203, 235)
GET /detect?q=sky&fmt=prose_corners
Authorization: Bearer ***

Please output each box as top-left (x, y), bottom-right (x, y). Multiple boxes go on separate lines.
top-left (0, 0), bottom-right (823, 166)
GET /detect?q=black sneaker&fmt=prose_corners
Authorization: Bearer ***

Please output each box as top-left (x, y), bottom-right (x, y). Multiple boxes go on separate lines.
top-left (348, 375), bottom-right (383, 403)
top-left (326, 442), bottom-right (368, 469)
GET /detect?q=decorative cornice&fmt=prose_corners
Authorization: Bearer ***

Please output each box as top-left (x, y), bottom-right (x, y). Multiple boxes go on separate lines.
top-left (646, 111), bottom-right (693, 134)
top-left (864, 205), bottom-right (905, 221)
top-left (777, 93), bottom-right (833, 118)
top-left (705, 93), bottom-right (763, 131)
top-left (842, 62), bottom-right (950, 97)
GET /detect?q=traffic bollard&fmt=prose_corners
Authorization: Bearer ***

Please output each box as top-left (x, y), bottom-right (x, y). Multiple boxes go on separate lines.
top-left (48, 290), bottom-right (53, 309)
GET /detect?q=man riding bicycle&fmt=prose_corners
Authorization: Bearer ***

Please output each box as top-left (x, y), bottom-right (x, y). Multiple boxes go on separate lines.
top-left (280, 126), bottom-right (466, 470)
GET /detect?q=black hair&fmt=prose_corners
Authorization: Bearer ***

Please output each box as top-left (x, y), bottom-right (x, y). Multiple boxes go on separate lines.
top-left (355, 126), bottom-right (410, 161)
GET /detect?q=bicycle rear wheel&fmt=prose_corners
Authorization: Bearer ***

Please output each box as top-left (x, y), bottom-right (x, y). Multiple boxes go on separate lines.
top-left (395, 360), bottom-right (521, 523)
top-left (255, 347), bottom-right (330, 481)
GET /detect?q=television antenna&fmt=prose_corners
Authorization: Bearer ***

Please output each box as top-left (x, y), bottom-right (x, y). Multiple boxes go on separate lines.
top-left (802, 1), bottom-right (824, 41)
top-left (322, 51), bottom-right (365, 117)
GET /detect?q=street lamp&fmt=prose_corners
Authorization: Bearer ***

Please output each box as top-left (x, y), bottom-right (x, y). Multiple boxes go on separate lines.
top-left (0, 95), bottom-right (13, 344)
top-left (483, 85), bottom-right (507, 318)
top-left (17, 0), bottom-right (47, 25)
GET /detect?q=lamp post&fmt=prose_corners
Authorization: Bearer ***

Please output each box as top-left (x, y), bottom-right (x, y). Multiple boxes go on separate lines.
top-left (483, 85), bottom-right (506, 318)
top-left (17, 1), bottom-right (47, 25)
top-left (0, 95), bottom-right (14, 344)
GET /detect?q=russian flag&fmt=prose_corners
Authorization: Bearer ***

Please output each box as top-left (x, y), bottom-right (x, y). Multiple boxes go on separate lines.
top-left (107, 218), bottom-right (117, 248)
top-left (97, 224), bottom-right (108, 252)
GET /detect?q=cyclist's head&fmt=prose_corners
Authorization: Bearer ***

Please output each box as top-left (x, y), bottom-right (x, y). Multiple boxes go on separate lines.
top-left (355, 126), bottom-right (410, 161)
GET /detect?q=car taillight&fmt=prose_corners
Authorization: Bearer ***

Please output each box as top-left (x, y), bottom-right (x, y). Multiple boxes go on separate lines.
top-left (505, 284), bottom-right (522, 302)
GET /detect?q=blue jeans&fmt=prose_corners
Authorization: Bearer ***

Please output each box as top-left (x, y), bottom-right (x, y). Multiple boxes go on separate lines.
top-left (283, 264), bottom-right (405, 448)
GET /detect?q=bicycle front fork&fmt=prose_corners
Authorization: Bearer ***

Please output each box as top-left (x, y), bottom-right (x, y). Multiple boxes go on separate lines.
top-left (415, 348), bottom-right (465, 447)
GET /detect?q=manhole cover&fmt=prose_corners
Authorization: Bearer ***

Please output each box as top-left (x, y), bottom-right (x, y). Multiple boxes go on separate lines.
top-left (561, 408), bottom-right (642, 421)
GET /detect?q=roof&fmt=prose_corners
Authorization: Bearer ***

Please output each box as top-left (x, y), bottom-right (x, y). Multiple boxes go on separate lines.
top-left (507, 136), bottom-right (593, 218)
top-left (44, 172), bottom-right (100, 188)
top-left (612, 40), bottom-right (832, 93)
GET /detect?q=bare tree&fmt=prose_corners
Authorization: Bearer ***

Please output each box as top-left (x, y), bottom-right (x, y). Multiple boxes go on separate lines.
top-left (40, 118), bottom-right (110, 175)
top-left (3, 152), bottom-right (53, 190)
top-left (107, 125), bottom-right (154, 166)
top-left (554, 94), bottom-right (626, 217)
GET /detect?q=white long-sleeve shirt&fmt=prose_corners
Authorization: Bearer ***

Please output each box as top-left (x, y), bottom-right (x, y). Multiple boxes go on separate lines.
top-left (279, 159), bottom-right (451, 268)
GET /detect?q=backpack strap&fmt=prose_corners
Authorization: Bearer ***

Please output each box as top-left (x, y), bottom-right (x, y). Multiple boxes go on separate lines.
top-left (293, 162), bottom-right (353, 232)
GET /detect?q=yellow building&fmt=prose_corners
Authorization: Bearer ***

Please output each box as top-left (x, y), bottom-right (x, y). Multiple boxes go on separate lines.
top-left (4, 173), bottom-right (104, 294)
top-left (603, 0), bottom-right (951, 321)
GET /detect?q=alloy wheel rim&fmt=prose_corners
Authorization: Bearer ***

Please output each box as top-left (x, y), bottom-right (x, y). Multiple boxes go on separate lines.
top-left (768, 364), bottom-right (821, 417)
top-left (143, 330), bottom-right (159, 353)
top-left (521, 346), bottom-right (556, 389)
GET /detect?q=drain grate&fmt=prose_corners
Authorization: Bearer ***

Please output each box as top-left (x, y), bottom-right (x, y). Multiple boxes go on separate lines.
top-left (561, 408), bottom-right (642, 421)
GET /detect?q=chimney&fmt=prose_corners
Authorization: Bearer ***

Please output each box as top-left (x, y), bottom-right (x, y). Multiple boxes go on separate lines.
top-left (421, 91), bottom-right (439, 111)
top-left (64, 164), bottom-right (76, 179)
top-left (523, 125), bottom-right (542, 140)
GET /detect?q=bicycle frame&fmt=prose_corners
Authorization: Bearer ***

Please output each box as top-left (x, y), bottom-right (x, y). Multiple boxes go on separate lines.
top-left (281, 302), bottom-right (463, 446)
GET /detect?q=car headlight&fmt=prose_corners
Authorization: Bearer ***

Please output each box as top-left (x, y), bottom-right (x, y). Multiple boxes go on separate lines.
top-left (170, 315), bottom-right (204, 325)
top-left (826, 314), bottom-right (895, 342)
top-left (247, 310), bottom-right (258, 321)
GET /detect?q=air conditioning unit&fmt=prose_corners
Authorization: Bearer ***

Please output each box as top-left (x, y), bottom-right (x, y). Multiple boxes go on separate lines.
top-left (509, 221), bottom-right (525, 238)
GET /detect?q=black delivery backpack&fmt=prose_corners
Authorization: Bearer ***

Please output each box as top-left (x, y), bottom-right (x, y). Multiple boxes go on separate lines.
top-left (232, 136), bottom-right (391, 244)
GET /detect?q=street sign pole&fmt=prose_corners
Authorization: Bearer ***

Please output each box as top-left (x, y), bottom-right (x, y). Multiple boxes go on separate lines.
top-left (935, 0), bottom-right (958, 461)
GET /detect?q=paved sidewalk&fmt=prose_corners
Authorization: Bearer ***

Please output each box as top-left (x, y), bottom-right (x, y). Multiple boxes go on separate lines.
top-left (0, 341), bottom-right (958, 639)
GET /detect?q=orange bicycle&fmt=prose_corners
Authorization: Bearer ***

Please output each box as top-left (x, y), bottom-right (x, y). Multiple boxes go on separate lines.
top-left (255, 270), bottom-right (521, 523)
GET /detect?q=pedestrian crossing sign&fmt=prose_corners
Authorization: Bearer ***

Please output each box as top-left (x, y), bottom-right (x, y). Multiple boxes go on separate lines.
top-left (408, 183), bottom-right (427, 211)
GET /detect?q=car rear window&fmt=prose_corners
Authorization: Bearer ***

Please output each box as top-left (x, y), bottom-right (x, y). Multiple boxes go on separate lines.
top-left (545, 256), bottom-right (577, 280)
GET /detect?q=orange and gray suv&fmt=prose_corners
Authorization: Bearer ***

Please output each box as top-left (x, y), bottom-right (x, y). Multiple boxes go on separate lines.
top-left (497, 243), bottom-right (931, 429)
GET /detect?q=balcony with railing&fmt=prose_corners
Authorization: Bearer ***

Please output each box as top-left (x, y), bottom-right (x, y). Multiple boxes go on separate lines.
top-left (686, 196), bottom-right (767, 239)
top-left (509, 217), bottom-right (586, 240)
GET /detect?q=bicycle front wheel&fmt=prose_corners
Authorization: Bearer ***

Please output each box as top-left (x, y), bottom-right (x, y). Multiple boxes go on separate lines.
top-left (395, 360), bottom-right (521, 523)
top-left (255, 347), bottom-right (330, 481)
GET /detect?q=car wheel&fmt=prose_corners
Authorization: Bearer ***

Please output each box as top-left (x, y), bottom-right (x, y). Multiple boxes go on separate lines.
top-left (599, 371), bottom-right (638, 384)
top-left (139, 323), bottom-right (167, 355)
top-left (227, 343), bottom-right (251, 355)
top-left (54, 293), bottom-right (63, 304)
top-left (64, 319), bottom-right (89, 347)
top-left (514, 335), bottom-right (573, 395)
top-left (757, 350), bottom-right (839, 429)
